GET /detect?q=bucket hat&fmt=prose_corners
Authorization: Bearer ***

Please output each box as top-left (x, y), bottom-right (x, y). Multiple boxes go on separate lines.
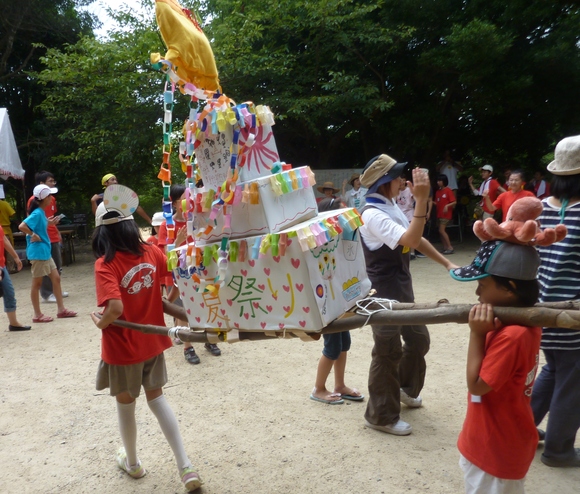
top-left (547, 135), bottom-right (580, 176)
top-left (360, 154), bottom-right (407, 194)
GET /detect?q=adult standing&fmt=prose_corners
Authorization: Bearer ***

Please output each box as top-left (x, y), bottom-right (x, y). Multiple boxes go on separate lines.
top-left (359, 155), bottom-right (457, 435)
top-left (342, 173), bottom-right (367, 210)
top-left (91, 174), bottom-right (152, 224)
top-left (436, 150), bottom-right (463, 192)
top-left (482, 169), bottom-right (535, 222)
top-left (531, 135), bottom-right (580, 468)
top-left (0, 185), bottom-right (16, 245)
top-left (26, 171), bottom-right (68, 303)
top-left (315, 182), bottom-right (343, 205)
top-left (468, 165), bottom-right (505, 220)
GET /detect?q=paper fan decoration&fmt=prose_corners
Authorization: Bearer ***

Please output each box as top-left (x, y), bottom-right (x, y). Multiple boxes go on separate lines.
top-left (153, 0), bottom-right (220, 91)
top-left (102, 184), bottom-right (139, 217)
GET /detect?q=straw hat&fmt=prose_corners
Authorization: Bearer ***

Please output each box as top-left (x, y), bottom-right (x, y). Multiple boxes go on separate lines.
top-left (316, 181), bottom-right (340, 194)
top-left (348, 173), bottom-right (360, 186)
top-left (548, 135), bottom-right (580, 176)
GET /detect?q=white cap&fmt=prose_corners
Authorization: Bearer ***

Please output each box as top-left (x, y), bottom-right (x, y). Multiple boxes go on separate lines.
top-left (33, 184), bottom-right (58, 200)
top-left (480, 164), bottom-right (493, 172)
top-left (151, 212), bottom-right (165, 226)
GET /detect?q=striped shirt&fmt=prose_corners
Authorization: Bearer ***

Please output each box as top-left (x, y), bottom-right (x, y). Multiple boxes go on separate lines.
top-left (537, 198), bottom-right (580, 350)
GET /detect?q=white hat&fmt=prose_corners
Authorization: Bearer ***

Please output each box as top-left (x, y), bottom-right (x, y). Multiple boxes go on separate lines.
top-left (95, 184), bottom-right (138, 227)
top-left (33, 184), bottom-right (58, 200)
top-left (480, 164), bottom-right (493, 172)
top-left (151, 212), bottom-right (165, 226)
top-left (548, 135), bottom-right (580, 176)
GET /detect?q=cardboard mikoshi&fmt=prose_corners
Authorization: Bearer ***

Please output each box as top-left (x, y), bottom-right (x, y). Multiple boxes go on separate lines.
top-left (193, 166), bottom-right (318, 243)
top-left (173, 209), bottom-right (372, 332)
top-left (195, 122), bottom-right (279, 191)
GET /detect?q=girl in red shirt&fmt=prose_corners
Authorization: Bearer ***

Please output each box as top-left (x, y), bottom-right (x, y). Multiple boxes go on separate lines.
top-left (435, 174), bottom-right (456, 255)
top-left (90, 185), bottom-right (202, 492)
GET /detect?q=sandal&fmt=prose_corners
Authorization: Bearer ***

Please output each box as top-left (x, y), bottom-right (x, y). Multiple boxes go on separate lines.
top-left (57, 308), bottom-right (77, 318)
top-left (32, 314), bottom-right (53, 323)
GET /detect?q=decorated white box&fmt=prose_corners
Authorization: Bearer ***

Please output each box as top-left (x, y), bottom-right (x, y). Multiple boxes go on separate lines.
top-left (174, 209), bottom-right (371, 333)
top-left (195, 123), bottom-right (279, 191)
top-left (193, 166), bottom-right (317, 243)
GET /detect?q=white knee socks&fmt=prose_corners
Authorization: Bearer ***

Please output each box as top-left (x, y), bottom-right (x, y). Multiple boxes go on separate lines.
top-left (116, 400), bottom-right (138, 466)
top-left (147, 394), bottom-right (192, 471)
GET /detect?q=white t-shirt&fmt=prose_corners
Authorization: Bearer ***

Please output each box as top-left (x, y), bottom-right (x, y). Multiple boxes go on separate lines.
top-left (360, 194), bottom-right (409, 251)
top-left (396, 187), bottom-right (415, 222)
top-left (345, 187), bottom-right (367, 210)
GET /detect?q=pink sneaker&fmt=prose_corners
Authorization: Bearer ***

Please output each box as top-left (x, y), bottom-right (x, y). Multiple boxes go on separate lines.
top-left (116, 447), bottom-right (146, 479)
top-left (181, 466), bottom-right (203, 491)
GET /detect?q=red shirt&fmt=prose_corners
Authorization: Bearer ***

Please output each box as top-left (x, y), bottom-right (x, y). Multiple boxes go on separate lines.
top-left (492, 190), bottom-right (535, 221)
top-left (27, 195), bottom-right (60, 243)
top-left (0, 228), bottom-right (6, 268)
top-left (458, 324), bottom-right (541, 480)
top-left (435, 187), bottom-right (456, 220)
top-left (480, 179), bottom-right (501, 214)
top-left (95, 245), bottom-right (172, 365)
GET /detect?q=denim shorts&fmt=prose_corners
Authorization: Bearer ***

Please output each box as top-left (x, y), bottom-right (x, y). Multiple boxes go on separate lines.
top-left (0, 267), bottom-right (17, 312)
top-left (322, 331), bottom-right (351, 360)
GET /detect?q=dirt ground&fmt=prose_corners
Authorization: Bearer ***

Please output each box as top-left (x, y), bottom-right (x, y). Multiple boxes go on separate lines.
top-left (1, 237), bottom-right (579, 493)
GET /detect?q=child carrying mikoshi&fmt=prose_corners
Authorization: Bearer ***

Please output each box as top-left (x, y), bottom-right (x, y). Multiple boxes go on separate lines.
top-left (450, 240), bottom-right (542, 493)
top-left (90, 185), bottom-right (202, 492)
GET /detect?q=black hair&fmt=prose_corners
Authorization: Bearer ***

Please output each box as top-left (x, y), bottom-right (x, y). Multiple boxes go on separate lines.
top-left (28, 197), bottom-right (42, 215)
top-left (92, 215), bottom-right (146, 263)
top-left (34, 171), bottom-right (54, 184)
top-left (550, 175), bottom-right (580, 201)
top-left (510, 169), bottom-right (526, 181)
top-left (170, 184), bottom-right (186, 203)
top-left (437, 174), bottom-right (449, 186)
top-left (317, 197), bottom-right (343, 212)
top-left (491, 275), bottom-right (539, 307)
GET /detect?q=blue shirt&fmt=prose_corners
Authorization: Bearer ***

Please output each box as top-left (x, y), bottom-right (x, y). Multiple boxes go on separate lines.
top-left (23, 208), bottom-right (52, 261)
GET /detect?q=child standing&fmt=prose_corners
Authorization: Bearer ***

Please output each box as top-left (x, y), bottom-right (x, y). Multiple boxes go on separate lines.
top-left (18, 184), bottom-right (77, 322)
top-left (310, 194), bottom-right (363, 404)
top-left (435, 174), bottom-right (456, 254)
top-left (90, 185), bottom-right (202, 492)
top-left (450, 240), bottom-right (542, 493)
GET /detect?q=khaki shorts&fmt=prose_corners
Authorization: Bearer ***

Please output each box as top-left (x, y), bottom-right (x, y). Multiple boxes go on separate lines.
top-left (96, 353), bottom-right (168, 398)
top-left (30, 258), bottom-right (57, 278)
top-left (438, 218), bottom-right (450, 226)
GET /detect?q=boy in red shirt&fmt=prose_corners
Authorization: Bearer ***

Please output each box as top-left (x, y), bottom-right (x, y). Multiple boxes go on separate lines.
top-left (450, 241), bottom-right (543, 493)
top-left (434, 174), bottom-right (456, 255)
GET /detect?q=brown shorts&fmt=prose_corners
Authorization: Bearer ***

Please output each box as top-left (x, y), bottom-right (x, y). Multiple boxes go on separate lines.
top-left (96, 353), bottom-right (168, 398)
top-left (30, 258), bottom-right (57, 278)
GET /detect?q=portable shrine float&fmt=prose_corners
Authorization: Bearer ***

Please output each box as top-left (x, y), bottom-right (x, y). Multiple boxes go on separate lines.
top-left (112, 1), bottom-right (580, 341)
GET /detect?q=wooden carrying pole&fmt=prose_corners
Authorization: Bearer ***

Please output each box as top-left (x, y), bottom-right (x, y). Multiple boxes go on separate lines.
top-left (104, 300), bottom-right (580, 344)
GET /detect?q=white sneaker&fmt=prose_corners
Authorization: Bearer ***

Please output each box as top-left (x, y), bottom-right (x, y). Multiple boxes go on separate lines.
top-left (365, 419), bottom-right (412, 436)
top-left (62, 292), bottom-right (69, 298)
top-left (400, 389), bottom-right (423, 408)
top-left (42, 294), bottom-right (57, 303)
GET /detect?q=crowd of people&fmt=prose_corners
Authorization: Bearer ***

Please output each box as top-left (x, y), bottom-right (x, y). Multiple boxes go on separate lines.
top-left (3, 135), bottom-right (579, 492)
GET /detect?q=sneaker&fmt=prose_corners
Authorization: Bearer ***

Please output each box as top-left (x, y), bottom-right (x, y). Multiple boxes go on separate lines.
top-left (364, 419), bottom-right (412, 436)
top-left (541, 449), bottom-right (580, 468)
top-left (62, 291), bottom-right (69, 298)
top-left (181, 467), bottom-right (203, 491)
top-left (415, 252), bottom-right (427, 258)
top-left (400, 389), bottom-right (423, 408)
top-left (538, 428), bottom-right (546, 442)
top-left (442, 249), bottom-right (455, 255)
top-left (184, 347), bottom-right (200, 365)
top-left (204, 343), bottom-right (221, 356)
top-left (42, 294), bottom-right (57, 303)
top-left (410, 254), bottom-right (416, 260)
top-left (116, 447), bottom-right (146, 479)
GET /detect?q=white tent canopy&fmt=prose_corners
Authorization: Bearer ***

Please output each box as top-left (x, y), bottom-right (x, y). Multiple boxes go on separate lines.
top-left (0, 108), bottom-right (25, 180)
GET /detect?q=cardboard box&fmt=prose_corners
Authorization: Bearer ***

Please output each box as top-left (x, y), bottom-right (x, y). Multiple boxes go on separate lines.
top-left (193, 166), bottom-right (317, 243)
top-left (174, 209), bottom-right (371, 333)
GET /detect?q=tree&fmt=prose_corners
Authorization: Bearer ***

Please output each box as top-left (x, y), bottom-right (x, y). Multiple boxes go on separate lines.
top-left (0, 0), bottom-right (95, 214)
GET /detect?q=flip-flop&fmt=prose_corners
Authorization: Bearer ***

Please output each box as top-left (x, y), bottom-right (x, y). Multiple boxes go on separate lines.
top-left (342, 393), bottom-right (365, 402)
top-left (310, 393), bottom-right (344, 405)
top-left (32, 314), bottom-right (53, 323)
